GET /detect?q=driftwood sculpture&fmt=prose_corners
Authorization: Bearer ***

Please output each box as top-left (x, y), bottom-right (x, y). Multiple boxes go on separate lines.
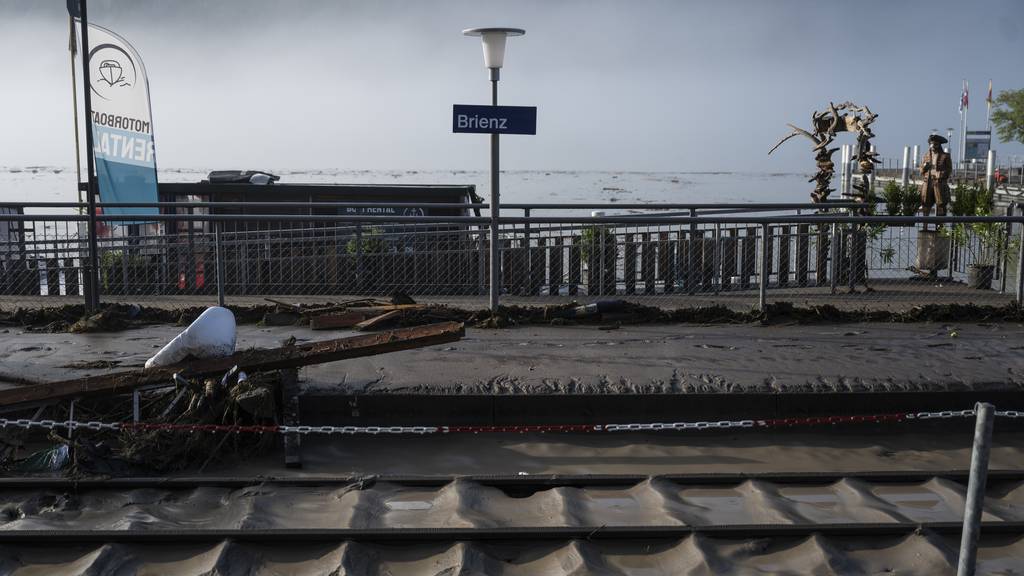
top-left (769, 102), bottom-right (880, 205)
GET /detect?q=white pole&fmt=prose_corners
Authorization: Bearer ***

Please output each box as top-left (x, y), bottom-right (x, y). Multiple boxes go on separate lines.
top-left (869, 144), bottom-right (876, 194)
top-left (912, 145), bottom-right (920, 174)
top-left (901, 146), bottom-right (910, 188)
top-left (986, 149), bottom-right (996, 192)
top-left (846, 145), bottom-right (854, 198)
top-left (840, 145), bottom-right (848, 198)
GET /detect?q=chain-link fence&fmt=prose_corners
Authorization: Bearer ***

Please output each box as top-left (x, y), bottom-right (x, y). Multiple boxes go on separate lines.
top-left (1, 204), bottom-right (1022, 313)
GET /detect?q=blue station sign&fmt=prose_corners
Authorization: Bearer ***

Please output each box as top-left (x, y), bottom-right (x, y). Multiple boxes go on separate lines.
top-left (452, 104), bottom-right (537, 135)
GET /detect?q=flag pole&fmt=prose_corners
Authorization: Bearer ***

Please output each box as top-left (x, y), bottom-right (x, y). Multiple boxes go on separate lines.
top-left (987, 79), bottom-right (993, 151)
top-left (78, 0), bottom-right (101, 311)
top-left (68, 14), bottom-right (83, 207)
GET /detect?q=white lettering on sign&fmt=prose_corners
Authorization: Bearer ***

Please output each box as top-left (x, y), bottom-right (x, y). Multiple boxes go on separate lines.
top-left (456, 114), bottom-right (509, 130)
top-left (95, 131), bottom-right (155, 163)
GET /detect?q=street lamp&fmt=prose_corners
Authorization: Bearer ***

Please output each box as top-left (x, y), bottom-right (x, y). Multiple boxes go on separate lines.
top-left (463, 27), bottom-right (525, 312)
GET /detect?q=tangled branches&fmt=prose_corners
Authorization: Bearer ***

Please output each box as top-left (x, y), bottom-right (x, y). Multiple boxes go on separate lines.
top-left (769, 102), bottom-right (880, 205)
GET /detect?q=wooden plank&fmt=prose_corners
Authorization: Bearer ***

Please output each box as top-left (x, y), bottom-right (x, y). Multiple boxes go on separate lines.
top-left (0, 322), bottom-right (465, 407)
top-left (309, 311), bottom-right (372, 330)
top-left (345, 304), bottom-right (423, 313)
top-left (354, 309), bottom-right (405, 331)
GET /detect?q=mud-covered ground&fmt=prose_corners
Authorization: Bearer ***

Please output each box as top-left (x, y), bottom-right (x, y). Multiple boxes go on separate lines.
top-left (2, 317), bottom-right (1023, 395)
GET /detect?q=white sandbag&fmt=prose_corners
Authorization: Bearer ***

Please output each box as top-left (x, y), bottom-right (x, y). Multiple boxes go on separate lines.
top-left (145, 306), bottom-right (236, 369)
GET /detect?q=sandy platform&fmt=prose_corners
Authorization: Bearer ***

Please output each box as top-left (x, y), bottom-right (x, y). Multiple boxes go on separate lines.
top-left (3, 321), bottom-right (1023, 394)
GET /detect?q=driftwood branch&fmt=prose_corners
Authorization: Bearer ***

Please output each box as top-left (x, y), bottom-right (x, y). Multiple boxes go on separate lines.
top-left (0, 322), bottom-right (465, 407)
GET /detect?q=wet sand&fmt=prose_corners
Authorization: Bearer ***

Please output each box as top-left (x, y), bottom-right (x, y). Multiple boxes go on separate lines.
top-left (214, 428), bottom-right (1024, 478)
top-left (3, 321), bottom-right (1023, 394)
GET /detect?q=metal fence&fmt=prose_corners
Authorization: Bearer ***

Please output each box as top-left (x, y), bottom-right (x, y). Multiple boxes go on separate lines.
top-left (1, 203), bottom-right (1023, 313)
top-left (875, 157), bottom-right (1024, 189)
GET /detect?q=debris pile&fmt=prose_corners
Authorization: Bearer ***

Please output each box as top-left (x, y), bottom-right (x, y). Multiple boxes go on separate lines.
top-left (0, 320), bottom-right (465, 475)
top-left (119, 368), bottom-right (281, 472)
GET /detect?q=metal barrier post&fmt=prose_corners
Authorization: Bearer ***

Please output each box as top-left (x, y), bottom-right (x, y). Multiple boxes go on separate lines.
top-left (829, 223), bottom-right (839, 294)
top-left (1000, 204), bottom-right (1014, 294)
top-left (214, 223), bottom-right (225, 308)
top-left (759, 222), bottom-right (768, 310)
top-left (489, 77), bottom-right (501, 312)
top-left (1017, 220), bottom-right (1024, 305)
top-left (957, 402), bottom-right (994, 576)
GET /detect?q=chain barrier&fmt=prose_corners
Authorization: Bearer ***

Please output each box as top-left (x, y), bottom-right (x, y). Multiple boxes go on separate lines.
top-left (1, 409), bottom-right (1021, 437)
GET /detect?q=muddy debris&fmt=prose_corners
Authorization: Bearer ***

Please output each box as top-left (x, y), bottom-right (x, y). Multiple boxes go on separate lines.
top-left (2, 300), bottom-right (1023, 334)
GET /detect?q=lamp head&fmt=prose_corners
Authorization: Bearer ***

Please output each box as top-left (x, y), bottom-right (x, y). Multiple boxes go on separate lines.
top-left (463, 27), bottom-right (525, 70)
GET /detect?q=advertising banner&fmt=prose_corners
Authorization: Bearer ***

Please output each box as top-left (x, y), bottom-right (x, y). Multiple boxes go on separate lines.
top-left (81, 21), bottom-right (158, 215)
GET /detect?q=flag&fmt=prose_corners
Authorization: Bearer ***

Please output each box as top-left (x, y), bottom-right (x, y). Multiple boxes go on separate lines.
top-left (987, 79), bottom-right (993, 104)
top-left (960, 80), bottom-right (969, 112)
top-left (76, 20), bottom-right (159, 216)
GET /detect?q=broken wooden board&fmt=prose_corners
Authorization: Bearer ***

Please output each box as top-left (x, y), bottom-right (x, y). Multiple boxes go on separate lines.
top-left (309, 311), bottom-right (375, 330)
top-left (354, 310), bottom-right (405, 331)
top-left (346, 304), bottom-right (424, 313)
top-left (0, 322), bottom-right (465, 407)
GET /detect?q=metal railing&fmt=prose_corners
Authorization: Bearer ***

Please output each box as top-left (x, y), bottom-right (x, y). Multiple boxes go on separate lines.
top-left (1, 202), bottom-right (1022, 313)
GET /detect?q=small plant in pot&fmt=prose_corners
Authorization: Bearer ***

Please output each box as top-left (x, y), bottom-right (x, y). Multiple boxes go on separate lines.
top-left (945, 221), bottom-right (1014, 290)
top-left (942, 184), bottom-right (1017, 289)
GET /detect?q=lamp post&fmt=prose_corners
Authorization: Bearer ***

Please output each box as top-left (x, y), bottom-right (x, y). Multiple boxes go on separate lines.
top-left (463, 27), bottom-right (525, 312)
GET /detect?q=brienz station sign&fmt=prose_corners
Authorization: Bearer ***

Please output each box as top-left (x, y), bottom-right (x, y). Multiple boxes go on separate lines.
top-left (452, 104), bottom-right (537, 135)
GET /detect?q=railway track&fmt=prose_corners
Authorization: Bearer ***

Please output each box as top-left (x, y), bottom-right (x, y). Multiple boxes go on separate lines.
top-left (3, 523), bottom-right (1024, 543)
top-left (2, 468), bottom-right (1024, 489)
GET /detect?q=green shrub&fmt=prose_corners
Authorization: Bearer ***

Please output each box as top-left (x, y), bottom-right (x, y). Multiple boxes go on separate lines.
top-left (346, 227), bottom-right (386, 255)
top-left (901, 184), bottom-right (920, 216)
top-left (881, 181), bottom-right (903, 216)
top-left (943, 184), bottom-right (1008, 266)
top-left (881, 181), bottom-right (920, 216)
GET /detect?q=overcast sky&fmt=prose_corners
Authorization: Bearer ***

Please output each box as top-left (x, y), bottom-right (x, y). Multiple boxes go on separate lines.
top-left (2, 0), bottom-right (1023, 172)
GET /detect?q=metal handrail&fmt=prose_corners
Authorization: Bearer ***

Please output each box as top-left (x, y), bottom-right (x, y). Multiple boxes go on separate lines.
top-left (0, 201), bottom-right (877, 210)
top-left (2, 214), bottom-right (1023, 225)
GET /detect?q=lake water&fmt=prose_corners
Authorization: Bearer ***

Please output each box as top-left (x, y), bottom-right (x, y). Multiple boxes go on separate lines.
top-left (0, 166), bottom-right (819, 214)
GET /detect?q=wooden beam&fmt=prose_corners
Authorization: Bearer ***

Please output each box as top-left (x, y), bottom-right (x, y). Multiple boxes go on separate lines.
top-left (309, 311), bottom-right (373, 330)
top-left (354, 309), bottom-right (405, 331)
top-left (345, 304), bottom-right (424, 313)
top-left (0, 322), bottom-right (465, 407)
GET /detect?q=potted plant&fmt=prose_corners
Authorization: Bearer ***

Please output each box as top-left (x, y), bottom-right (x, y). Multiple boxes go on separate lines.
top-left (943, 184), bottom-right (1016, 290)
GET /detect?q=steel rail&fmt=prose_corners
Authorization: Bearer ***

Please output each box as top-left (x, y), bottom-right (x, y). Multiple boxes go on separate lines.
top-left (2, 522), bottom-right (1024, 543)
top-left (2, 469), bottom-right (1023, 490)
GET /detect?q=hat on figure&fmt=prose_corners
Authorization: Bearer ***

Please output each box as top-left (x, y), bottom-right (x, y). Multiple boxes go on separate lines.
top-left (928, 134), bottom-right (948, 144)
